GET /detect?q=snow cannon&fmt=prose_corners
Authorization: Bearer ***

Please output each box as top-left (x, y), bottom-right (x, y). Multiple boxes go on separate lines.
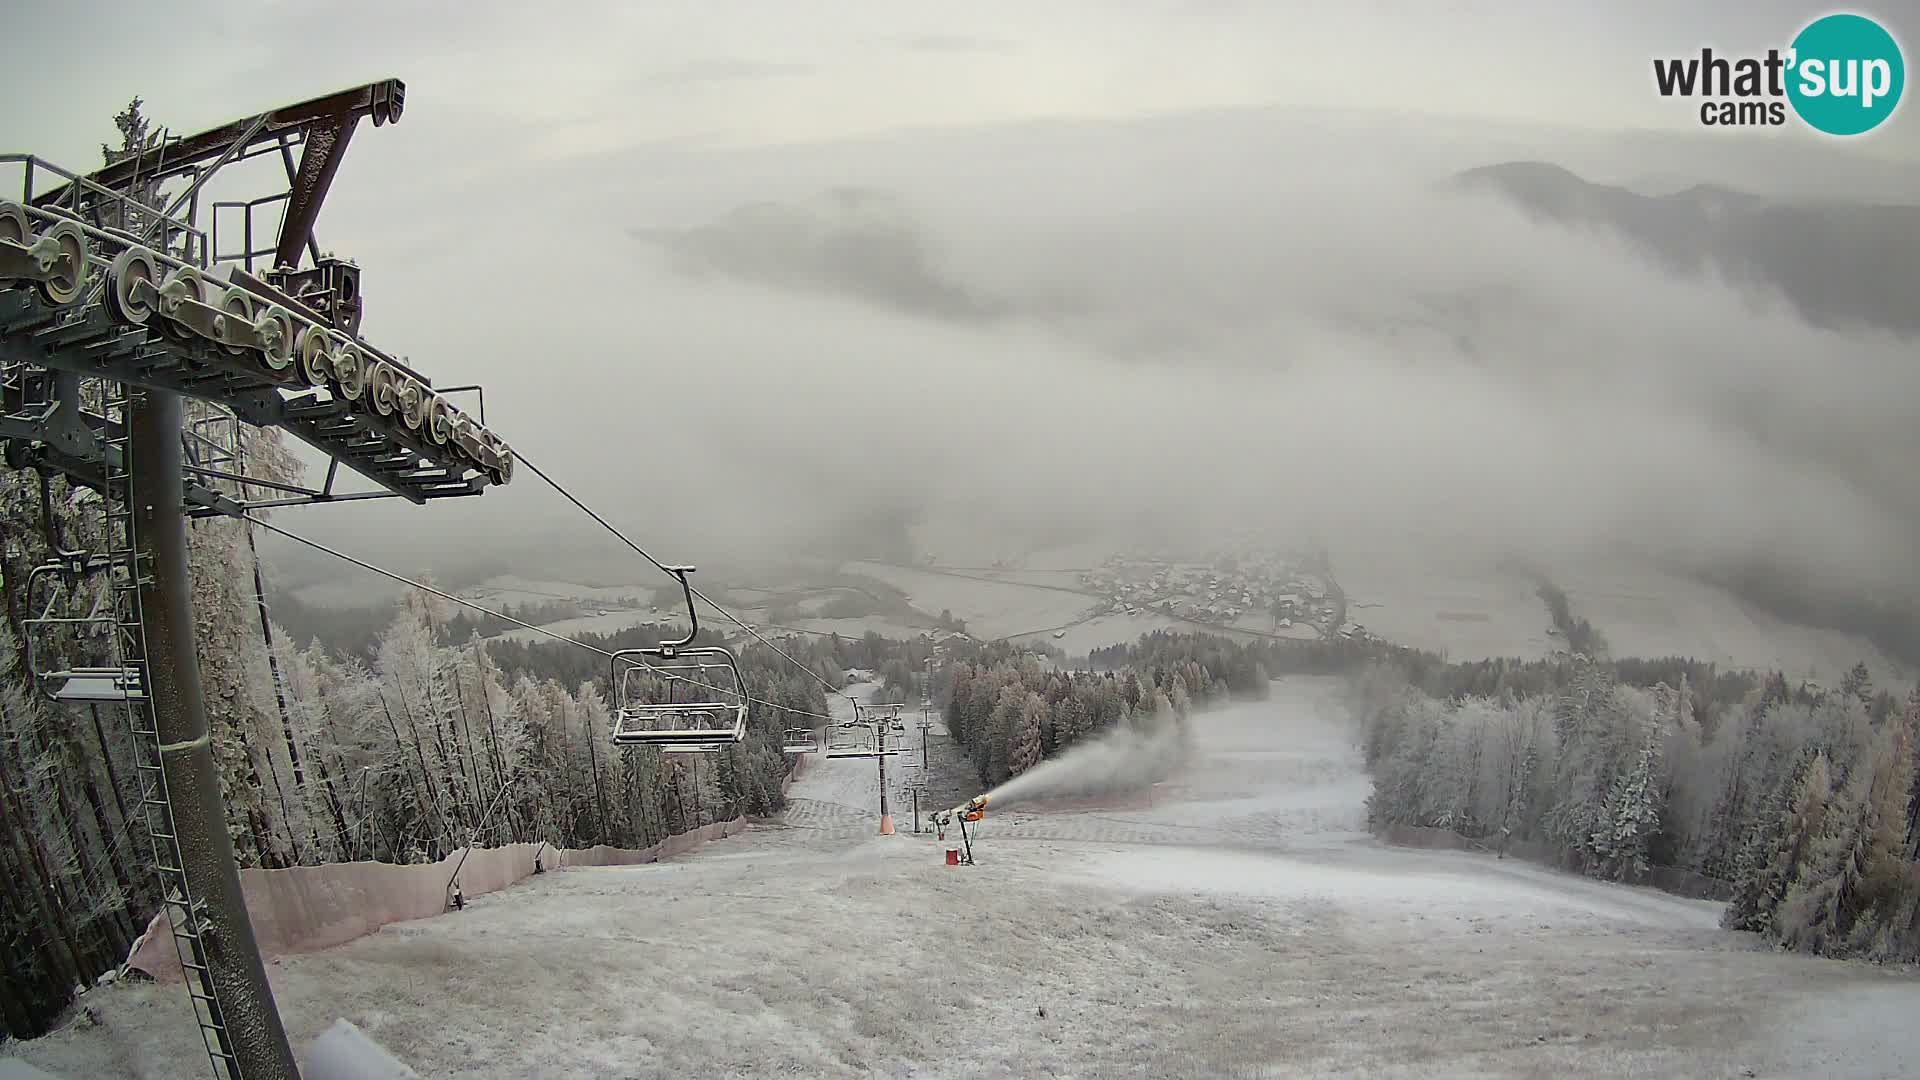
top-left (932, 794), bottom-right (986, 866)
top-left (930, 794), bottom-right (987, 830)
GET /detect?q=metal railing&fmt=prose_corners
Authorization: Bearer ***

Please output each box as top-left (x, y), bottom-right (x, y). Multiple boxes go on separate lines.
top-left (2, 154), bottom-right (207, 266)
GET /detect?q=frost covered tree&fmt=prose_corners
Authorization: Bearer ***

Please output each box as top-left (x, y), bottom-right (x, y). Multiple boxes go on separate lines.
top-left (1492, 697), bottom-right (1546, 854)
top-left (1349, 647), bottom-right (1920, 960)
top-left (986, 685), bottom-right (1021, 785)
top-left (1594, 718), bottom-right (1663, 881)
top-left (1542, 662), bottom-right (1631, 872)
top-left (1724, 751), bottom-right (1829, 934)
top-left (1054, 694), bottom-right (1090, 750)
top-left (941, 641), bottom-right (1244, 787)
top-left (1008, 692), bottom-right (1046, 777)
top-left (1840, 661), bottom-right (1874, 710)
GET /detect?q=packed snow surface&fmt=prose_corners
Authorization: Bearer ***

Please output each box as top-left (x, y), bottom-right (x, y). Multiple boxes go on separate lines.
top-left (11, 679), bottom-right (1918, 1079)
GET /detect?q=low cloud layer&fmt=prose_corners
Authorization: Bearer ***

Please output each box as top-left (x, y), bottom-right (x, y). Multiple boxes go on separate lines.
top-left (265, 118), bottom-right (1918, 660)
top-left (634, 190), bottom-right (1025, 324)
top-left (614, 154), bottom-right (1917, 594)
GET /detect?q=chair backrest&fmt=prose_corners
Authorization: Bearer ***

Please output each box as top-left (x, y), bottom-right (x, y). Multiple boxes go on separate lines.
top-left (608, 645), bottom-right (747, 747)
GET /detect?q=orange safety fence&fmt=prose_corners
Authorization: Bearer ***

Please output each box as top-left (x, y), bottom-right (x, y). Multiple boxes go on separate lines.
top-left (125, 818), bottom-right (749, 983)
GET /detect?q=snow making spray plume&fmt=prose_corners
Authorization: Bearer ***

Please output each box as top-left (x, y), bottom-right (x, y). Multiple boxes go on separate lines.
top-left (963, 708), bottom-right (1191, 814)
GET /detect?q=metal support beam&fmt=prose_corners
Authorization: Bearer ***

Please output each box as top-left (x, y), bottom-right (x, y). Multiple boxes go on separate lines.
top-left (131, 386), bottom-right (300, 1080)
top-left (34, 80), bottom-right (404, 211)
top-left (273, 113), bottom-right (358, 270)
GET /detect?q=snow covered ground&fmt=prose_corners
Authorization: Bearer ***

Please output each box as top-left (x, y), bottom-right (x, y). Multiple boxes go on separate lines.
top-left (1554, 563), bottom-right (1911, 683)
top-left (783, 615), bottom-right (935, 642)
top-left (490, 609), bottom-right (666, 644)
top-left (1010, 612), bottom-right (1190, 656)
top-left (1333, 549), bottom-right (1554, 661)
top-left (844, 562), bottom-right (1094, 640)
top-left (1332, 547), bottom-right (1907, 681)
top-left (472, 575), bottom-right (651, 606)
top-left (12, 679), bottom-right (1918, 1079)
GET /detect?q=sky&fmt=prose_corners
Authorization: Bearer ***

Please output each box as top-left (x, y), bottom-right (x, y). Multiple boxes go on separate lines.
top-left (3, 2), bottom-right (1918, 645)
top-left (7, 1), bottom-right (1917, 163)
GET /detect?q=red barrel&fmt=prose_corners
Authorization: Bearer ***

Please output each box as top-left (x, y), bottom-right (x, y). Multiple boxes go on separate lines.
top-left (945, 848), bottom-right (960, 866)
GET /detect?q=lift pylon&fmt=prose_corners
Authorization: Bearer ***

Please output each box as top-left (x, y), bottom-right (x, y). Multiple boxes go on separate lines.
top-left (1, 81), bottom-right (513, 1080)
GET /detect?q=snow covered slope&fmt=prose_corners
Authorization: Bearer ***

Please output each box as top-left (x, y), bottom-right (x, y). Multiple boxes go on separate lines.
top-left (9, 680), bottom-right (1917, 1078)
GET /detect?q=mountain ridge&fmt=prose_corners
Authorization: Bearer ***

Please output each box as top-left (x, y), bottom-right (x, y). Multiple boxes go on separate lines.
top-left (1452, 160), bottom-right (1920, 338)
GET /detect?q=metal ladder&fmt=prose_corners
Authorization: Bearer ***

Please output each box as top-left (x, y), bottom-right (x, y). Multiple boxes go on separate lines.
top-left (99, 384), bottom-right (245, 1079)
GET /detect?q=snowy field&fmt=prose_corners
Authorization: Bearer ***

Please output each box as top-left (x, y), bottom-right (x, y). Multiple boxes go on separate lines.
top-left (783, 616), bottom-right (935, 642)
top-left (12, 679), bottom-right (1919, 1079)
top-left (1011, 612), bottom-right (1190, 656)
top-left (844, 561), bottom-right (1094, 640)
top-left (489, 608), bottom-right (666, 644)
top-left (1020, 540), bottom-right (1113, 571)
top-left (1329, 549), bottom-right (1904, 682)
top-left (1554, 564), bottom-right (1911, 683)
top-left (958, 569), bottom-right (1091, 591)
top-left (1332, 550), bottom-right (1554, 661)
top-left (473, 575), bottom-right (652, 606)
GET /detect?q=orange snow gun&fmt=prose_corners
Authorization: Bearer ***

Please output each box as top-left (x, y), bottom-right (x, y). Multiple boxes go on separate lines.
top-left (933, 794), bottom-right (988, 829)
top-left (933, 794), bottom-right (988, 864)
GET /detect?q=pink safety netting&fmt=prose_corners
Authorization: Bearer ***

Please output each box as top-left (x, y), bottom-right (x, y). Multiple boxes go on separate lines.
top-left (126, 818), bottom-right (748, 982)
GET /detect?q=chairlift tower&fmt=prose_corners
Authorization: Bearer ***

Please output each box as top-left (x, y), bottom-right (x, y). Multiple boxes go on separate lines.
top-left (922, 650), bottom-right (935, 770)
top-left (1, 81), bottom-right (516, 1080)
top-left (828, 702), bottom-right (906, 833)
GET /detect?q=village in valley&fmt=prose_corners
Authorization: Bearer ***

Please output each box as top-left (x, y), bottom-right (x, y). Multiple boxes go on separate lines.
top-left (1076, 547), bottom-right (1371, 642)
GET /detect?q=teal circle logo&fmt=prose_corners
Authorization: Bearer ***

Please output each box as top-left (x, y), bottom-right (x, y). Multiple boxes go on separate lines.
top-left (1787, 14), bottom-right (1904, 135)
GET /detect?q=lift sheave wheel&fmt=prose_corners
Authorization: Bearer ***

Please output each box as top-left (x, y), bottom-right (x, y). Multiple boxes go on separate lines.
top-left (0, 202), bottom-right (28, 249)
top-left (335, 344), bottom-right (369, 401)
top-left (296, 326), bottom-right (335, 387)
top-left (34, 221), bottom-right (89, 307)
top-left (256, 306), bottom-right (297, 371)
top-left (217, 285), bottom-right (256, 357)
top-left (156, 266), bottom-right (208, 342)
top-left (106, 247), bottom-right (159, 326)
top-left (426, 396), bottom-right (454, 445)
top-left (398, 378), bottom-right (427, 430)
top-left (367, 360), bottom-right (397, 416)
top-left (488, 442), bottom-right (513, 486)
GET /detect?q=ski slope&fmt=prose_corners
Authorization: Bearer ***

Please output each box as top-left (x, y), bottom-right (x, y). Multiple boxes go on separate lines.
top-left (10, 680), bottom-right (1918, 1079)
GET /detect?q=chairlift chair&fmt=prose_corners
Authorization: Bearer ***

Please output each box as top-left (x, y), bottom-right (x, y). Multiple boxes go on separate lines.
top-left (824, 728), bottom-right (878, 758)
top-left (780, 727), bottom-right (819, 754)
top-left (824, 726), bottom-right (907, 759)
top-left (608, 566), bottom-right (748, 749)
top-left (21, 562), bottom-right (146, 702)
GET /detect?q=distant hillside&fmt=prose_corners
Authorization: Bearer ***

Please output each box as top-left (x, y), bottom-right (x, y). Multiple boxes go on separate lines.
top-left (1453, 161), bottom-right (1920, 338)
